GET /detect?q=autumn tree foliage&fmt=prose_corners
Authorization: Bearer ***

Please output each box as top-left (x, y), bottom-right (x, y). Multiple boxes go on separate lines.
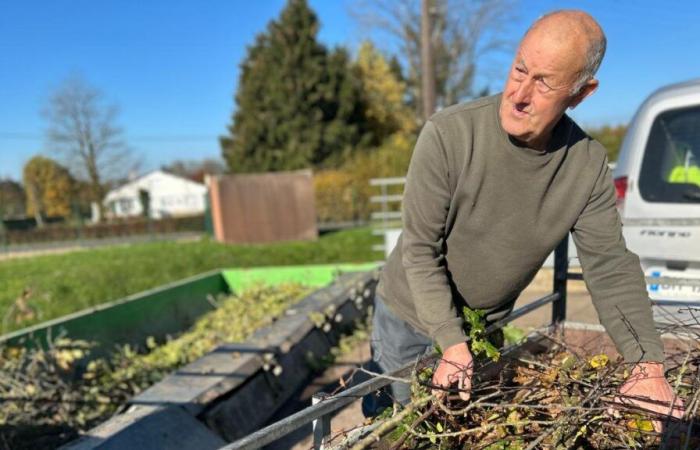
top-left (22, 156), bottom-right (74, 224)
top-left (354, 41), bottom-right (417, 140)
top-left (587, 124), bottom-right (627, 162)
top-left (0, 179), bottom-right (26, 219)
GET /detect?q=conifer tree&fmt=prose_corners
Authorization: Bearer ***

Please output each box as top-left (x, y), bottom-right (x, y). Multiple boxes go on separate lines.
top-left (221, 0), bottom-right (370, 173)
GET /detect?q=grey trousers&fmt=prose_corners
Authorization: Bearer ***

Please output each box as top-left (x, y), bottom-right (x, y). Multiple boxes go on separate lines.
top-left (362, 294), bottom-right (434, 414)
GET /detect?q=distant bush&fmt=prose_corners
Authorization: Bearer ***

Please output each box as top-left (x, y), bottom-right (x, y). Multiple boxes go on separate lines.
top-left (314, 132), bottom-right (416, 223)
top-left (3, 215), bottom-right (204, 245)
top-left (586, 124), bottom-right (627, 162)
top-left (314, 170), bottom-right (361, 223)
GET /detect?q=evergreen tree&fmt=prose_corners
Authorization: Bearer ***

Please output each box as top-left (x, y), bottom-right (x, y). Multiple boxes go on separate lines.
top-left (221, 0), bottom-right (370, 173)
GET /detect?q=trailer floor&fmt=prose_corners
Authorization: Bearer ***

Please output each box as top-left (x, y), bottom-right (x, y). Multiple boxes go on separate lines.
top-left (264, 269), bottom-right (597, 450)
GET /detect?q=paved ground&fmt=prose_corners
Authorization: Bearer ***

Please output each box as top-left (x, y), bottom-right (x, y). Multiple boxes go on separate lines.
top-left (267, 268), bottom-right (599, 449)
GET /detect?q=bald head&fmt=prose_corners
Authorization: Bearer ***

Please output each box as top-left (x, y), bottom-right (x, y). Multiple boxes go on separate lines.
top-left (524, 10), bottom-right (606, 94)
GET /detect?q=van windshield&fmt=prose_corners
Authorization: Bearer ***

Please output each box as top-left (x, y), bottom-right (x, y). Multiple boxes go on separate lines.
top-left (639, 105), bottom-right (700, 203)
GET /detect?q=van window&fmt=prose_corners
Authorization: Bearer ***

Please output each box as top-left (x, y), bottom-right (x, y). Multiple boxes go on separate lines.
top-left (639, 105), bottom-right (700, 203)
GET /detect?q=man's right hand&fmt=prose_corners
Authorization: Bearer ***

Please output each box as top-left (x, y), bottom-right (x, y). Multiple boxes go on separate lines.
top-left (431, 342), bottom-right (474, 401)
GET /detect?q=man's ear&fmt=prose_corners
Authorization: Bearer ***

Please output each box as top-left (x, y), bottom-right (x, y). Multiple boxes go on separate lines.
top-left (568, 78), bottom-right (599, 109)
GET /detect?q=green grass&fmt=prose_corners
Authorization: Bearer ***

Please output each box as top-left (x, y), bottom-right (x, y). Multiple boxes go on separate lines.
top-left (0, 228), bottom-right (380, 333)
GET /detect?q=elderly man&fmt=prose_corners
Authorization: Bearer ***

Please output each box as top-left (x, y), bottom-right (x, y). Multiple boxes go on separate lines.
top-left (365, 10), bottom-right (684, 426)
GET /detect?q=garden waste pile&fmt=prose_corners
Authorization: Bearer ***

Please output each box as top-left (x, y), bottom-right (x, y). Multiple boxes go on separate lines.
top-left (348, 319), bottom-right (700, 450)
top-left (0, 283), bottom-right (309, 450)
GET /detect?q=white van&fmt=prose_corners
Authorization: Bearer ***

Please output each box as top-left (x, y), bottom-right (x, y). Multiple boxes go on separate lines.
top-left (613, 79), bottom-right (700, 326)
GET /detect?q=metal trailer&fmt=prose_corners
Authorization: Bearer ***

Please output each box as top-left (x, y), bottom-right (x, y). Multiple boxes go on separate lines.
top-left (61, 267), bottom-right (381, 449)
top-left (223, 237), bottom-right (700, 450)
top-left (0, 263), bottom-right (378, 355)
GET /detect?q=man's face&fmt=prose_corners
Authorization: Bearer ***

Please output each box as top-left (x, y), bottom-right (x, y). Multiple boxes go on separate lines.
top-left (499, 30), bottom-right (593, 149)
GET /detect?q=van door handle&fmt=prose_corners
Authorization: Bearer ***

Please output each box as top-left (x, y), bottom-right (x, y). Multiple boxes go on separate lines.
top-left (667, 260), bottom-right (689, 271)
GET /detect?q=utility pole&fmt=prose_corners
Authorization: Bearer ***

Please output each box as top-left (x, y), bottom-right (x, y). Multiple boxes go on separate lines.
top-left (421, 0), bottom-right (436, 121)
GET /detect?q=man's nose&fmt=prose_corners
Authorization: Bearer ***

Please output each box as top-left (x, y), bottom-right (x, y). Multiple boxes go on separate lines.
top-left (512, 78), bottom-right (534, 104)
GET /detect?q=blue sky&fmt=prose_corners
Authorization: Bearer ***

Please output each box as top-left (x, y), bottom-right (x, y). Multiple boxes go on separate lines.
top-left (1, 0), bottom-right (699, 181)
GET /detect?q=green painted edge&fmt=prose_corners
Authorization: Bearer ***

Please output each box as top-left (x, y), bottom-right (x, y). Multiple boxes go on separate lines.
top-left (221, 263), bottom-right (380, 292)
top-left (0, 269), bottom-right (230, 350)
top-left (0, 263), bottom-right (381, 350)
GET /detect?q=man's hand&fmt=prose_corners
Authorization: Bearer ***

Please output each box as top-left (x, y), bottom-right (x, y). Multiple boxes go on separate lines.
top-left (432, 342), bottom-right (473, 401)
top-left (616, 362), bottom-right (685, 432)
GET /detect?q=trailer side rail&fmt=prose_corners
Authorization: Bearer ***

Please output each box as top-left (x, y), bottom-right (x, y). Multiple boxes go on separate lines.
top-left (223, 235), bottom-right (700, 450)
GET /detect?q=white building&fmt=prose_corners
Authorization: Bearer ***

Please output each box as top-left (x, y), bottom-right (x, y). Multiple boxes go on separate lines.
top-left (104, 170), bottom-right (207, 219)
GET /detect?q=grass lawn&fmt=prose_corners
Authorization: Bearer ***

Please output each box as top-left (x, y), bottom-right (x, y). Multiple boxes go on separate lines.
top-left (0, 228), bottom-right (381, 333)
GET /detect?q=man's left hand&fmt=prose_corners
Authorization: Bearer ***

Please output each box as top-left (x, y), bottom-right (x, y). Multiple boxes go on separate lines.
top-left (616, 362), bottom-right (685, 432)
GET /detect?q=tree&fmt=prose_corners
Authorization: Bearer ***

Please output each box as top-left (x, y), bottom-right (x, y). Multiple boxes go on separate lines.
top-left (22, 156), bottom-right (74, 224)
top-left (43, 76), bottom-right (136, 217)
top-left (221, 0), bottom-right (372, 173)
top-left (420, 0), bottom-right (436, 119)
top-left (354, 41), bottom-right (417, 140)
top-left (0, 179), bottom-right (26, 219)
top-left (587, 124), bottom-right (627, 162)
top-left (162, 158), bottom-right (227, 183)
top-left (353, 0), bottom-right (516, 121)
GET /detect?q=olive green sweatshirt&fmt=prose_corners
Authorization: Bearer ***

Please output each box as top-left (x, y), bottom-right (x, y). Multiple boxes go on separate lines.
top-left (378, 94), bottom-right (664, 363)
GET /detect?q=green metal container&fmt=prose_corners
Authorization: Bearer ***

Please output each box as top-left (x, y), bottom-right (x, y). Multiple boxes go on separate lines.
top-left (0, 263), bottom-right (379, 354)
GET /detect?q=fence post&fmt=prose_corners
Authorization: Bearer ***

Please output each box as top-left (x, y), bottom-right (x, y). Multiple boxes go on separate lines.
top-left (552, 235), bottom-right (569, 324)
top-left (312, 392), bottom-right (331, 450)
top-left (0, 220), bottom-right (6, 254)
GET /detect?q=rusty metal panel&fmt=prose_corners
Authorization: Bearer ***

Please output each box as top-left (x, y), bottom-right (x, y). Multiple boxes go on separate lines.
top-left (209, 170), bottom-right (317, 243)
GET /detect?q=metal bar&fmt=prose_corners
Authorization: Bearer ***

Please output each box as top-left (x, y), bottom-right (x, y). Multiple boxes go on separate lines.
top-left (552, 236), bottom-right (569, 324)
top-left (312, 393), bottom-right (331, 450)
top-left (370, 211), bottom-right (403, 220)
top-left (569, 272), bottom-right (700, 286)
top-left (486, 293), bottom-right (560, 334)
top-left (222, 291), bottom-right (560, 450)
top-left (370, 194), bottom-right (403, 203)
top-left (369, 177), bottom-right (407, 186)
top-left (223, 366), bottom-right (410, 450)
top-left (380, 184), bottom-right (388, 230)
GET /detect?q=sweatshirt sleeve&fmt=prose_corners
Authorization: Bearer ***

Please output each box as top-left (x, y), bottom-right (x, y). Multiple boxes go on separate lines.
top-left (401, 120), bottom-right (467, 351)
top-left (571, 156), bottom-right (664, 362)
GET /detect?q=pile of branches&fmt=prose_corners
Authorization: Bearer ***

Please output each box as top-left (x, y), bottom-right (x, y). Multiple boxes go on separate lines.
top-left (347, 323), bottom-right (700, 450)
top-left (0, 283), bottom-right (309, 450)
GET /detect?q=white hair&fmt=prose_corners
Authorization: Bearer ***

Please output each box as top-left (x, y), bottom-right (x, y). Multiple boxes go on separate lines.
top-left (570, 33), bottom-right (606, 94)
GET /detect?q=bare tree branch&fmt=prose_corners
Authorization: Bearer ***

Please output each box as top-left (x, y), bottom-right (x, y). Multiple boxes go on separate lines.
top-left (42, 76), bottom-right (136, 218)
top-left (351, 0), bottom-right (517, 117)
